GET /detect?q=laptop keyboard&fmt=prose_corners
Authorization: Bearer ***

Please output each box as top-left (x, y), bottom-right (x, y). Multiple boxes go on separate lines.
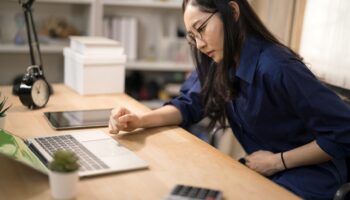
top-left (34, 135), bottom-right (109, 172)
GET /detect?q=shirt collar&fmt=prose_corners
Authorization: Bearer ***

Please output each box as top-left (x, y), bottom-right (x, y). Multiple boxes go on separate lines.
top-left (234, 36), bottom-right (264, 84)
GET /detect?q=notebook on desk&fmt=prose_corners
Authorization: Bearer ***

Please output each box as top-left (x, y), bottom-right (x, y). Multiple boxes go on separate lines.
top-left (0, 129), bottom-right (148, 177)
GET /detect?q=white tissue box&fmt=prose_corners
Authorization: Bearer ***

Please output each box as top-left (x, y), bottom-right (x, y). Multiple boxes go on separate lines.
top-left (64, 48), bottom-right (126, 95)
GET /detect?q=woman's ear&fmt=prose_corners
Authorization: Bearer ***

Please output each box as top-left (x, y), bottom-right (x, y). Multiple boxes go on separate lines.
top-left (229, 1), bottom-right (240, 21)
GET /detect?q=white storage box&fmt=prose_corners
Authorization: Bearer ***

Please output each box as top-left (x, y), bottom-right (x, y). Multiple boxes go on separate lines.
top-left (64, 48), bottom-right (126, 95)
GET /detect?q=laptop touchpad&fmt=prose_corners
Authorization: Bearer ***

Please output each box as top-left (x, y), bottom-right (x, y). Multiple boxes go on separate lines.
top-left (82, 139), bottom-right (131, 158)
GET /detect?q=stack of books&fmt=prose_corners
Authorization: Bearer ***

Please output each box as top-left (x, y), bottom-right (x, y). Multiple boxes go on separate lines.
top-left (63, 36), bottom-right (127, 95)
top-left (102, 16), bottom-right (138, 61)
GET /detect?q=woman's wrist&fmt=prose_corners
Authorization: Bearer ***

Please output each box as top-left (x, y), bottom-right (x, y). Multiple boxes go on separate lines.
top-left (139, 114), bottom-right (147, 128)
top-left (139, 112), bottom-right (159, 128)
top-left (274, 152), bottom-right (287, 172)
top-left (280, 152), bottom-right (288, 170)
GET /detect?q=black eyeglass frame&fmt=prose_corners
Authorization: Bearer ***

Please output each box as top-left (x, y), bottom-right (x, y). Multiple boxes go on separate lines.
top-left (186, 12), bottom-right (217, 47)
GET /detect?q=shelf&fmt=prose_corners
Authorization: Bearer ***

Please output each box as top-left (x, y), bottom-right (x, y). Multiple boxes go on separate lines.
top-left (103, 0), bottom-right (182, 9)
top-left (9, 0), bottom-right (93, 4)
top-left (8, 0), bottom-right (179, 6)
top-left (0, 44), bottom-right (68, 53)
top-left (126, 60), bottom-right (193, 71)
top-left (37, 0), bottom-right (93, 4)
top-left (0, 45), bottom-right (193, 71)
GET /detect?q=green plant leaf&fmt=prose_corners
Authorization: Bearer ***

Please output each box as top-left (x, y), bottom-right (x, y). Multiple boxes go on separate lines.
top-left (0, 94), bottom-right (11, 117)
top-left (0, 97), bottom-right (6, 110)
top-left (49, 150), bottom-right (80, 172)
top-left (0, 105), bottom-right (11, 117)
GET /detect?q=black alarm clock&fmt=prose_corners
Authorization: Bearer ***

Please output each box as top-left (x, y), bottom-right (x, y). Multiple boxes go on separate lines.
top-left (18, 65), bottom-right (50, 109)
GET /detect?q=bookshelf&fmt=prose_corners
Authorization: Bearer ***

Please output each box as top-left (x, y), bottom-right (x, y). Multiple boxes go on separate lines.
top-left (103, 0), bottom-right (182, 9)
top-left (33, 0), bottom-right (93, 4)
top-left (0, 0), bottom-right (304, 89)
top-left (8, 0), bottom-right (93, 3)
top-left (0, 44), bottom-right (67, 53)
top-left (0, 0), bottom-right (189, 70)
top-left (126, 60), bottom-right (193, 71)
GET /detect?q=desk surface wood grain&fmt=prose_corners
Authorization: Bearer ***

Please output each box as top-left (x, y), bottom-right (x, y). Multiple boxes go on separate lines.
top-left (0, 85), bottom-right (300, 200)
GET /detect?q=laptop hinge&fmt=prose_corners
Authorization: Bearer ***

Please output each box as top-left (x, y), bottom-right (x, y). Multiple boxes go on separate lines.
top-left (25, 140), bottom-right (49, 166)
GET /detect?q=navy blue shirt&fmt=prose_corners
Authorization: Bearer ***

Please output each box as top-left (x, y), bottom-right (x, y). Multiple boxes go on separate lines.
top-left (167, 37), bottom-right (350, 200)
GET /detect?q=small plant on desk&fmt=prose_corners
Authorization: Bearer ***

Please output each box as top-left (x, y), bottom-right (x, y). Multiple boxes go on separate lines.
top-left (0, 92), bottom-right (11, 129)
top-left (48, 150), bottom-right (80, 200)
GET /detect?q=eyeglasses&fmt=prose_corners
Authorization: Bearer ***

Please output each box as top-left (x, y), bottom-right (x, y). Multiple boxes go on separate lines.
top-left (186, 12), bottom-right (216, 47)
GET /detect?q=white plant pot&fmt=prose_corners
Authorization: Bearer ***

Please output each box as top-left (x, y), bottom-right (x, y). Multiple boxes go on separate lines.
top-left (49, 170), bottom-right (79, 200)
top-left (0, 117), bottom-right (5, 130)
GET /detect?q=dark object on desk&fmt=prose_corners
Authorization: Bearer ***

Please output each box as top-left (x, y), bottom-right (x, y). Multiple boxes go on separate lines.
top-left (12, 74), bottom-right (24, 95)
top-left (15, 0), bottom-right (52, 109)
top-left (44, 109), bottom-right (111, 130)
top-left (17, 66), bottom-right (51, 109)
top-left (12, 74), bottom-right (53, 96)
top-left (164, 184), bottom-right (223, 200)
top-left (238, 157), bottom-right (246, 165)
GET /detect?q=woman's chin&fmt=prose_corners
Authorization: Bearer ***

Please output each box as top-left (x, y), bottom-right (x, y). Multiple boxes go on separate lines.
top-left (212, 57), bottom-right (223, 63)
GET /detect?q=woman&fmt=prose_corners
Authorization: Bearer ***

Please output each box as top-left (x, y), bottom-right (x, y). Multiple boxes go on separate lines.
top-left (109, 0), bottom-right (350, 199)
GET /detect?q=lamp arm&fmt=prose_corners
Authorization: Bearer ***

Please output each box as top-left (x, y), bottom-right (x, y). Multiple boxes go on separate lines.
top-left (12, 0), bottom-right (53, 97)
top-left (20, 0), bottom-right (44, 74)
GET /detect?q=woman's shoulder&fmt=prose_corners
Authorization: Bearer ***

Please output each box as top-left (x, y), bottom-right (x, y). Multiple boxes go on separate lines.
top-left (257, 41), bottom-right (305, 77)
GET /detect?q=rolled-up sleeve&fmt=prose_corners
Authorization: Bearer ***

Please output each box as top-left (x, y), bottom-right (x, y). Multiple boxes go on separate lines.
top-left (275, 61), bottom-right (350, 158)
top-left (164, 71), bottom-right (204, 128)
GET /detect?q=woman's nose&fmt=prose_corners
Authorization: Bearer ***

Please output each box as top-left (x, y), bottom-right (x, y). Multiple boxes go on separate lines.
top-left (196, 37), bottom-right (206, 50)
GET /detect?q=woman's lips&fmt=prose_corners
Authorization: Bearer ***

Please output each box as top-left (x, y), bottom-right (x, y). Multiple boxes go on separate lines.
top-left (207, 50), bottom-right (215, 57)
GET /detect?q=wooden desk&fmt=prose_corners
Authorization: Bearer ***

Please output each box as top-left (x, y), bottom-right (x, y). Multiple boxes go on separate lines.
top-left (0, 85), bottom-right (300, 200)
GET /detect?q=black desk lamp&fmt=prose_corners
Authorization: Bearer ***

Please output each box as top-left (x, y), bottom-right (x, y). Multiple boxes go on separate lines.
top-left (13, 0), bottom-right (52, 109)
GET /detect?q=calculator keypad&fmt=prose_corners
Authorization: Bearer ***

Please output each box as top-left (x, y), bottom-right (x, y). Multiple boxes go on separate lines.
top-left (165, 184), bottom-right (222, 200)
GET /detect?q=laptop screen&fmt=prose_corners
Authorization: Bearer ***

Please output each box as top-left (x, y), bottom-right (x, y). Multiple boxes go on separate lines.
top-left (0, 129), bottom-right (48, 174)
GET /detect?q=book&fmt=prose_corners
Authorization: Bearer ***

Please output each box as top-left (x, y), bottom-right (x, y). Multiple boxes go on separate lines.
top-left (109, 16), bottom-right (138, 61)
top-left (69, 36), bottom-right (124, 55)
top-left (112, 17), bottom-right (121, 42)
top-left (102, 17), bottom-right (112, 39)
top-left (127, 17), bottom-right (138, 61)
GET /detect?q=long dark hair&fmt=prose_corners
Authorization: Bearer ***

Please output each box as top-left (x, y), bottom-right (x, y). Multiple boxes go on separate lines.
top-left (182, 0), bottom-right (301, 130)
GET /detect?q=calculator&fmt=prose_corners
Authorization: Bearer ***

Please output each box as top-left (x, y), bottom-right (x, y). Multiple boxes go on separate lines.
top-left (164, 184), bottom-right (223, 200)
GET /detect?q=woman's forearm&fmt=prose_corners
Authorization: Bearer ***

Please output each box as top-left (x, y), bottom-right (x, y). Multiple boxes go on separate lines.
top-left (139, 105), bottom-right (182, 128)
top-left (245, 140), bottom-right (334, 176)
top-left (282, 140), bottom-right (332, 169)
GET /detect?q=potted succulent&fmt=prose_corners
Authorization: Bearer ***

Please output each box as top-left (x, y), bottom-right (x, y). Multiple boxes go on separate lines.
top-left (48, 150), bottom-right (80, 200)
top-left (0, 92), bottom-right (11, 130)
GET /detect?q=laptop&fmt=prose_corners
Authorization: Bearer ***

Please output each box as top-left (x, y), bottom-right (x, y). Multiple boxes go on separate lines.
top-left (0, 129), bottom-right (148, 177)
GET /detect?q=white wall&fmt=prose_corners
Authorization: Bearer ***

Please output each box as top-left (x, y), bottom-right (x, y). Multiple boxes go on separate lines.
top-left (250, 0), bottom-right (295, 46)
top-left (300, 0), bottom-right (350, 89)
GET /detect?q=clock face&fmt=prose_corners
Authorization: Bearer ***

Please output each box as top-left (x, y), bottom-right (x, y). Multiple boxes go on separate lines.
top-left (31, 79), bottom-right (49, 107)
